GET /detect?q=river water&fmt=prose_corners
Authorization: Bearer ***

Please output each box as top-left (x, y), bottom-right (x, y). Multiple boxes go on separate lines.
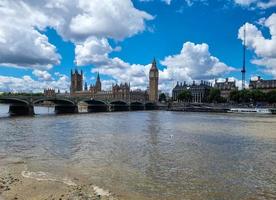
top-left (0, 104), bottom-right (276, 199)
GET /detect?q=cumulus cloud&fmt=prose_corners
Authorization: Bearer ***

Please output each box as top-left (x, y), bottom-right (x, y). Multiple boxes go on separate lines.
top-left (83, 40), bottom-right (234, 93)
top-left (32, 70), bottom-right (53, 81)
top-left (0, 0), bottom-right (154, 92)
top-left (0, 1), bottom-right (61, 70)
top-left (234, 0), bottom-right (276, 9)
top-left (160, 42), bottom-right (236, 82)
top-left (75, 37), bottom-right (112, 66)
top-left (0, 0), bottom-right (153, 70)
top-left (239, 13), bottom-right (276, 77)
top-left (0, 74), bottom-right (70, 93)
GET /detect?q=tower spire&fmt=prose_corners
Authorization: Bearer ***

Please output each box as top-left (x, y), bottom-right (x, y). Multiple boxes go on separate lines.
top-left (241, 25), bottom-right (246, 90)
top-left (97, 72), bottom-right (100, 81)
top-left (151, 57), bottom-right (157, 70)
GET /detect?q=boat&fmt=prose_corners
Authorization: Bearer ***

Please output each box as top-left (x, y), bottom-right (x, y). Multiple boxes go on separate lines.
top-left (228, 108), bottom-right (272, 114)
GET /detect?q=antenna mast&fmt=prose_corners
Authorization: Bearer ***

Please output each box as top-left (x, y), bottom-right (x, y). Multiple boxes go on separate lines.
top-left (241, 26), bottom-right (246, 90)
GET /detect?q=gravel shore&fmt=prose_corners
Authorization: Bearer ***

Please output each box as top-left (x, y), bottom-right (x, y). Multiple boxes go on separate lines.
top-left (0, 165), bottom-right (118, 200)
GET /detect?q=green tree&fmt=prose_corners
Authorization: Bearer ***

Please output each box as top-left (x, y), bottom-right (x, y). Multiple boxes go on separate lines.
top-left (251, 89), bottom-right (265, 103)
top-left (229, 90), bottom-right (240, 103)
top-left (208, 88), bottom-right (221, 103)
top-left (239, 89), bottom-right (251, 103)
top-left (266, 90), bottom-right (276, 104)
top-left (177, 90), bottom-right (192, 102)
top-left (159, 93), bottom-right (167, 102)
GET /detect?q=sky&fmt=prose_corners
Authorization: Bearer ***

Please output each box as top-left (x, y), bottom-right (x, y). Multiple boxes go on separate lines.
top-left (0, 0), bottom-right (276, 93)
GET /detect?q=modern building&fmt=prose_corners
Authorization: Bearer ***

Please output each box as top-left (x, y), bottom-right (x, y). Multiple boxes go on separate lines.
top-left (172, 81), bottom-right (212, 103)
top-left (70, 69), bottom-right (83, 94)
top-left (249, 76), bottom-right (276, 93)
top-left (214, 78), bottom-right (238, 99)
top-left (149, 58), bottom-right (159, 102)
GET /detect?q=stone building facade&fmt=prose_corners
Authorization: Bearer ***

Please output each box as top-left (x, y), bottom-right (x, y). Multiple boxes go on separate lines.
top-left (70, 70), bottom-right (149, 102)
top-left (44, 88), bottom-right (56, 97)
top-left (90, 73), bottom-right (102, 94)
top-left (149, 58), bottom-right (159, 102)
top-left (249, 76), bottom-right (276, 93)
top-left (214, 78), bottom-right (238, 99)
top-left (70, 69), bottom-right (83, 94)
top-left (172, 81), bottom-right (212, 103)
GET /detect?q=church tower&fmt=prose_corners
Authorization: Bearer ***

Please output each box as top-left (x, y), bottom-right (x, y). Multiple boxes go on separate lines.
top-left (149, 58), bottom-right (159, 102)
top-left (95, 72), bottom-right (102, 92)
top-left (70, 69), bottom-right (83, 94)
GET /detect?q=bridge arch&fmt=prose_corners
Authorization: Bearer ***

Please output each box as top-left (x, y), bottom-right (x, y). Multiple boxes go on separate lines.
top-left (33, 98), bottom-right (77, 114)
top-left (145, 102), bottom-right (157, 110)
top-left (130, 101), bottom-right (144, 111)
top-left (110, 100), bottom-right (129, 112)
top-left (81, 99), bottom-right (109, 112)
top-left (0, 97), bottom-right (30, 105)
top-left (33, 98), bottom-right (75, 105)
top-left (0, 97), bottom-right (33, 116)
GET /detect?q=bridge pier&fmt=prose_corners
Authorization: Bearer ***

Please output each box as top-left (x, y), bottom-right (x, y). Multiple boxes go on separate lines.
top-left (55, 105), bottom-right (78, 114)
top-left (9, 104), bottom-right (34, 116)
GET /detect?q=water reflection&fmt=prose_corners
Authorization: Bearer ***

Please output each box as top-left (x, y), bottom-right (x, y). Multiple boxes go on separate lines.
top-left (0, 111), bottom-right (275, 199)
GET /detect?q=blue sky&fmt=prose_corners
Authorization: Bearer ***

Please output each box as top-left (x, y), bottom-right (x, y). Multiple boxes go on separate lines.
top-left (0, 0), bottom-right (276, 93)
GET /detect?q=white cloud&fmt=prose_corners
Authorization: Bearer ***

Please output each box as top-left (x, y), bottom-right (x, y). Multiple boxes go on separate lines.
top-left (75, 37), bottom-right (112, 66)
top-left (32, 70), bottom-right (53, 81)
top-left (0, 0), bottom-right (153, 92)
top-left (0, 0), bottom-right (153, 70)
top-left (239, 13), bottom-right (276, 77)
top-left (0, 1), bottom-right (61, 70)
top-left (82, 40), bottom-right (235, 93)
top-left (69, 0), bottom-right (153, 41)
top-left (141, 0), bottom-right (276, 8)
top-left (160, 42), bottom-right (235, 81)
top-left (234, 0), bottom-right (276, 9)
top-left (0, 74), bottom-right (70, 93)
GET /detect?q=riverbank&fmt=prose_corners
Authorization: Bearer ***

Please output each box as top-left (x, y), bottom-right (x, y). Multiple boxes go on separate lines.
top-left (166, 103), bottom-right (276, 113)
top-left (0, 164), bottom-right (118, 200)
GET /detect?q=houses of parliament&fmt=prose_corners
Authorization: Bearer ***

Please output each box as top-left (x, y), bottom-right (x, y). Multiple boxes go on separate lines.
top-left (70, 59), bottom-right (159, 102)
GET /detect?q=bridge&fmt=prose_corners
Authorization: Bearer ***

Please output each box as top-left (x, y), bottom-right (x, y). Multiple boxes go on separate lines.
top-left (0, 95), bottom-right (158, 116)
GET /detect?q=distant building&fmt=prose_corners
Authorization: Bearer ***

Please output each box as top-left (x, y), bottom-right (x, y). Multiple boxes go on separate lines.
top-left (172, 81), bottom-right (212, 103)
top-left (90, 72), bottom-right (102, 94)
top-left (70, 69), bottom-right (149, 102)
top-left (249, 76), bottom-right (276, 93)
top-left (214, 78), bottom-right (238, 99)
top-left (149, 58), bottom-right (159, 102)
top-left (44, 88), bottom-right (56, 97)
top-left (70, 69), bottom-right (83, 94)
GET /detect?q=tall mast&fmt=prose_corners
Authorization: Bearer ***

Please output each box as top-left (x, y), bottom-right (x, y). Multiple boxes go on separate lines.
top-left (241, 26), bottom-right (246, 90)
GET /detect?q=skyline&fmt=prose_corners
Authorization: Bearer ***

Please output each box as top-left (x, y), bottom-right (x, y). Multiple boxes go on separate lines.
top-left (0, 0), bottom-right (276, 93)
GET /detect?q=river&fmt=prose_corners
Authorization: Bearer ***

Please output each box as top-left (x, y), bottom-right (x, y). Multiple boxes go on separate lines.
top-left (0, 104), bottom-right (276, 199)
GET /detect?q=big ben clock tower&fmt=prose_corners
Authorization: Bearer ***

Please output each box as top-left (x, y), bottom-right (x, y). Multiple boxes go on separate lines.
top-left (149, 58), bottom-right (159, 102)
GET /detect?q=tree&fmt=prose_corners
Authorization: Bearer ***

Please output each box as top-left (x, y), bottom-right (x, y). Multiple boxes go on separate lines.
top-left (239, 89), bottom-right (251, 103)
top-left (229, 90), bottom-right (240, 103)
top-left (159, 93), bottom-right (167, 102)
top-left (177, 90), bottom-right (192, 102)
top-left (266, 90), bottom-right (276, 104)
top-left (251, 89), bottom-right (265, 103)
top-left (208, 88), bottom-right (221, 103)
